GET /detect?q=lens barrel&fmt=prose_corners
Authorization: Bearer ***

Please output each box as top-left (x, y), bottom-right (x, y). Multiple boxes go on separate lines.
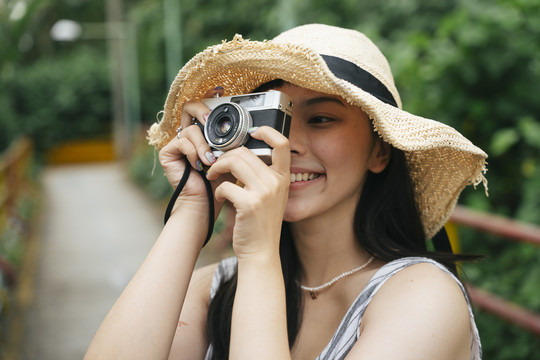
top-left (204, 103), bottom-right (252, 151)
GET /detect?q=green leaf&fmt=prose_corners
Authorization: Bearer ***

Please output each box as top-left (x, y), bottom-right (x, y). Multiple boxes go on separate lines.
top-left (490, 128), bottom-right (520, 156)
top-left (518, 116), bottom-right (540, 149)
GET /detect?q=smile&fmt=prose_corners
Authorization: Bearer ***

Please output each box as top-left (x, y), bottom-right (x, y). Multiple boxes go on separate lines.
top-left (289, 173), bottom-right (321, 183)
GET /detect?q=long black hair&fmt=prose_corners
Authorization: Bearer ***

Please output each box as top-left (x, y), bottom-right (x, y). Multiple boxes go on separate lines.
top-left (205, 79), bottom-right (476, 357)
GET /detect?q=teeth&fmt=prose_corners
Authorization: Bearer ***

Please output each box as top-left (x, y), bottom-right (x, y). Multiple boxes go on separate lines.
top-left (290, 173), bottom-right (319, 183)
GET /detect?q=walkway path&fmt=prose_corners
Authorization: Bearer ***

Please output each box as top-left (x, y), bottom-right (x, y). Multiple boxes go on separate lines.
top-left (21, 162), bottom-right (219, 359)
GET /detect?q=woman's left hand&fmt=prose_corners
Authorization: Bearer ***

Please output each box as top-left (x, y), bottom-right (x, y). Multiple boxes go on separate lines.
top-left (205, 126), bottom-right (291, 259)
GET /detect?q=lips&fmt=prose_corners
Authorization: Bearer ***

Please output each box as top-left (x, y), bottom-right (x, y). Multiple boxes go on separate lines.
top-left (289, 172), bottom-right (321, 183)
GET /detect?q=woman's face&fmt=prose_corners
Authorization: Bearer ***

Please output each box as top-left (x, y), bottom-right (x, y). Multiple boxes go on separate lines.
top-left (279, 84), bottom-right (390, 223)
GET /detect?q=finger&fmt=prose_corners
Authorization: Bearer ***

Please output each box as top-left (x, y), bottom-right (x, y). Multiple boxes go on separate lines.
top-left (180, 125), bottom-right (217, 166)
top-left (161, 125), bottom-right (213, 172)
top-left (206, 152), bottom-right (264, 189)
top-left (214, 181), bottom-right (244, 204)
top-left (204, 86), bottom-right (224, 99)
top-left (159, 136), bottom-right (200, 173)
top-left (248, 126), bottom-right (291, 176)
top-left (181, 100), bottom-right (210, 127)
top-left (180, 86), bottom-right (225, 128)
top-left (212, 146), bottom-right (277, 185)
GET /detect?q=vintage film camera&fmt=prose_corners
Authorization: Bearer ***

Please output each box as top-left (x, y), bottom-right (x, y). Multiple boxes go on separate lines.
top-left (198, 90), bottom-right (293, 160)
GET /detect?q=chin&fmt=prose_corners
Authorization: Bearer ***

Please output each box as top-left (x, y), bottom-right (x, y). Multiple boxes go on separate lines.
top-left (283, 202), bottom-right (316, 223)
top-left (283, 213), bottom-right (302, 223)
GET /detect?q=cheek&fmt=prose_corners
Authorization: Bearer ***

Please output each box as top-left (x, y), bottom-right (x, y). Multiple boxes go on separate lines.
top-left (318, 137), bottom-right (375, 197)
top-left (315, 138), bottom-right (343, 163)
top-left (316, 130), bottom-right (371, 166)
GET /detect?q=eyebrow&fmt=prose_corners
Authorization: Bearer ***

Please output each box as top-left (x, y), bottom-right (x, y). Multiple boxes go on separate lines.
top-left (298, 96), bottom-right (347, 108)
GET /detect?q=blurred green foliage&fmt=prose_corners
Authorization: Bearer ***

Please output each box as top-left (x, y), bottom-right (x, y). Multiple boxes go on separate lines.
top-left (1, 0), bottom-right (112, 154)
top-left (1, 0), bottom-right (540, 357)
top-left (0, 47), bottom-right (111, 154)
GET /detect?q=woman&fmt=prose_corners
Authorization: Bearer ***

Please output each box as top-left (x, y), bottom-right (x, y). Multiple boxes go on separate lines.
top-left (86, 24), bottom-right (487, 359)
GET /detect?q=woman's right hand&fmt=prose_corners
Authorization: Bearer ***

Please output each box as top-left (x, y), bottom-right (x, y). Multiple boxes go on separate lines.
top-left (158, 87), bottom-right (226, 216)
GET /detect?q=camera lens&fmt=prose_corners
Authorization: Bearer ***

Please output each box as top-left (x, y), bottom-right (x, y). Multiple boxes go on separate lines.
top-left (204, 103), bottom-right (252, 151)
top-left (216, 117), bottom-right (232, 136)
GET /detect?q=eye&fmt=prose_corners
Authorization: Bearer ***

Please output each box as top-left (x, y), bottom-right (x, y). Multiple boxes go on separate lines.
top-left (308, 116), bottom-right (336, 125)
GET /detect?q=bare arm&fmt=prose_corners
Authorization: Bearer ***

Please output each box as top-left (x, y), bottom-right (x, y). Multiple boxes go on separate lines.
top-left (232, 254), bottom-right (290, 359)
top-left (168, 262), bottom-right (218, 360)
top-left (346, 263), bottom-right (472, 360)
top-left (87, 99), bottom-right (293, 359)
top-left (86, 88), bottom-right (226, 359)
top-left (85, 206), bottom-right (208, 359)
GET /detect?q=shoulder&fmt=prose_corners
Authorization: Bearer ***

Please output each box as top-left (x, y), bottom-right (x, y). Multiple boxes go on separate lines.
top-left (372, 258), bottom-right (468, 305)
top-left (365, 259), bottom-right (471, 326)
top-left (188, 262), bottom-right (221, 302)
top-left (349, 258), bottom-right (472, 359)
top-left (179, 262), bottom-right (220, 321)
top-left (361, 258), bottom-right (470, 314)
top-left (187, 257), bottom-right (238, 302)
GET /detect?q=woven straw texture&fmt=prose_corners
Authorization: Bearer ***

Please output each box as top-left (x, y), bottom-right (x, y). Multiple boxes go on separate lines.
top-left (148, 24), bottom-right (488, 239)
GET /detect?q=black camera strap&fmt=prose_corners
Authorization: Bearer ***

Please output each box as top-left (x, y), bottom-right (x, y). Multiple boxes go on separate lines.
top-left (163, 165), bottom-right (215, 248)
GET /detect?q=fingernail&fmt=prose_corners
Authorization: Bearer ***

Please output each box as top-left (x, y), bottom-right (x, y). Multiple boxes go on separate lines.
top-left (203, 113), bottom-right (209, 122)
top-left (205, 151), bottom-right (216, 164)
top-left (248, 126), bottom-right (259, 134)
top-left (196, 160), bottom-right (203, 171)
top-left (214, 86), bottom-right (224, 90)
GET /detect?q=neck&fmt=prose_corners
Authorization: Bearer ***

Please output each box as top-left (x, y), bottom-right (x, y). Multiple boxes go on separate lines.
top-left (290, 210), bottom-right (371, 287)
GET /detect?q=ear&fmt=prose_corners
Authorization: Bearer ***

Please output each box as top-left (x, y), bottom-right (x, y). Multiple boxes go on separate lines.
top-left (368, 140), bottom-right (391, 174)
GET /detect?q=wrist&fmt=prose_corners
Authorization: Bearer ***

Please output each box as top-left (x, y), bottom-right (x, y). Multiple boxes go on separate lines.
top-left (165, 204), bottom-right (210, 246)
top-left (232, 225), bottom-right (282, 262)
top-left (171, 193), bottom-right (209, 213)
top-left (236, 251), bottom-right (282, 274)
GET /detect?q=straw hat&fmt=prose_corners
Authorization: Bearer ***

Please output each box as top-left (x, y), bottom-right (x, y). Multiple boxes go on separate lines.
top-left (148, 23), bottom-right (488, 239)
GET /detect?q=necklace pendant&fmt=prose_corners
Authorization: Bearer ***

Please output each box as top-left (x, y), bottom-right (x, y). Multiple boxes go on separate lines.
top-left (309, 291), bottom-right (318, 300)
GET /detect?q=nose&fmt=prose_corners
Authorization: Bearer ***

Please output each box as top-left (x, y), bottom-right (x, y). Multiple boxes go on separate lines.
top-left (288, 117), bottom-right (306, 155)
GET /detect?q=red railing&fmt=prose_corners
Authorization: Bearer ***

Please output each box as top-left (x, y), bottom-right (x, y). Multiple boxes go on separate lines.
top-left (450, 205), bottom-right (540, 337)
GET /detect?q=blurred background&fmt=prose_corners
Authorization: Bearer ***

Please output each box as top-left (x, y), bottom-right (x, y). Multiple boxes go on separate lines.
top-left (1, 0), bottom-right (539, 359)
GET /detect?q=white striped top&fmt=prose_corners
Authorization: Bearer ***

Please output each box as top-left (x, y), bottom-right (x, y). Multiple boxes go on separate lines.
top-left (204, 256), bottom-right (482, 359)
